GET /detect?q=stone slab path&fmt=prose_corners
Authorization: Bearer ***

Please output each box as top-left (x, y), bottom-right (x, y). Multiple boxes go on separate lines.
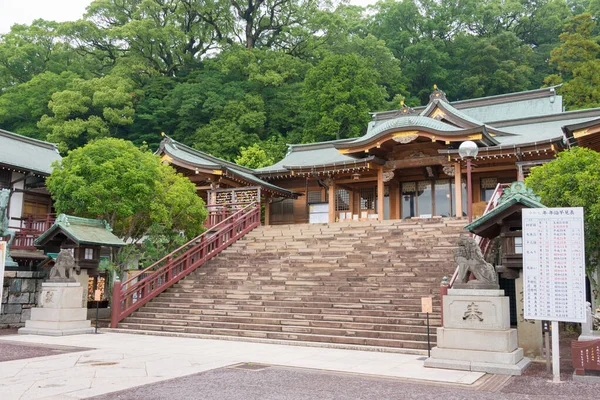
top-left (0, 332), bottom-right (484, 399)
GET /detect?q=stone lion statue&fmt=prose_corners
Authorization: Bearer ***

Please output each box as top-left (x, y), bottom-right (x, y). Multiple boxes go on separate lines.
top-left (48, 249), bottom-right (80, 283)
top-left (453, 236), bottom-right (499, 289)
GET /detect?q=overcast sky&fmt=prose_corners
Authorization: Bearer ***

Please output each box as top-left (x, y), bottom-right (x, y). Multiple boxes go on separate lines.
top-left (0, 0), bottom-right (378, 34)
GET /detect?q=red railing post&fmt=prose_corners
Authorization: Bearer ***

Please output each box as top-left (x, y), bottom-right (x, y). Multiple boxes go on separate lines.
top-left (111, 281), bottom-right (122, 328)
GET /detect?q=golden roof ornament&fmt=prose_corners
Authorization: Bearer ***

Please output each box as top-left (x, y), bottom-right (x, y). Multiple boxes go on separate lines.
top-left (430, 85), bottom-right (448, 102)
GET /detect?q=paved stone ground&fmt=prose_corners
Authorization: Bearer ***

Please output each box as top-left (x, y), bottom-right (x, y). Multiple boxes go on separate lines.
top-left (89, 363), bottom-right (599, 400)
top-left (0, 341), bottom-right (89, 362)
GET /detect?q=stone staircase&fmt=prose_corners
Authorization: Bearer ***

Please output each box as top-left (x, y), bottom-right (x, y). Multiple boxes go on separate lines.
top-left (117, 218), bottom-right (466, 352)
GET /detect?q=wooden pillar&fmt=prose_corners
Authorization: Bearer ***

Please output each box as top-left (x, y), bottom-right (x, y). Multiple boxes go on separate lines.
top-left (389, 182), bottom-right (399, 220)
top-left (454, 162), bottom-right (463, 218)
top-left (328, 181), bottom-right (336, 223)
top-left (264, 198), bottom-right (271, 226)
top-left (349, 189), bottom-right (354, 218)
top-left (377, 168), bottom-right (384, 221)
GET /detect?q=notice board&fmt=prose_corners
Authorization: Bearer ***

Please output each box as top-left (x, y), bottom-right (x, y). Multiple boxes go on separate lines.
top-left (522, 207), bottom-right (586, 323)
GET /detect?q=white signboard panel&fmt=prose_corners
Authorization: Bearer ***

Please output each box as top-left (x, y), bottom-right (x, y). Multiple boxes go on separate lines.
top-left (522, 207), bottom-right (586, 323)
top-left (0, 241), bottom-right (5, 314)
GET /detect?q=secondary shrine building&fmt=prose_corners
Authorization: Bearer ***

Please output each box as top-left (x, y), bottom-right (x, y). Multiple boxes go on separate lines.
top-left (157, 86), bottom-right (600, 225)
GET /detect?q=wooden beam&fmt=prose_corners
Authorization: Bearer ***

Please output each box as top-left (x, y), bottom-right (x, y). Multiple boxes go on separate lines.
top-left (335, 176), bottom-right (378, 184)
top-left (386, 156), bottom-right (448, 169)
top-left (460, 165), bottom-right (517, 174)
top-left (377, 168), bottom-right (384, 221)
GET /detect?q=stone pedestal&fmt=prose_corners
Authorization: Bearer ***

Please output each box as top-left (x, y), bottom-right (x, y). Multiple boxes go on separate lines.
top-left (424, 289), bottom-right (530, 375)
top-left (18, 282), bottom-right (93, 336)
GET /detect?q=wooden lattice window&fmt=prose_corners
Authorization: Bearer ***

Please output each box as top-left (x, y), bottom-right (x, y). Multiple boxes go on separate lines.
top-left (0, 170), bottom-right (10, 190)
top-left (270, 198), bottom-right (295, 223)
top-left (308, 191), bottom-right (323, 204)
top-left (360, 188), bottom-right (376, 210)
top-left (481, 177), bottom-right (498, 189)
top-left (335, 189), bottom-right (350, 211)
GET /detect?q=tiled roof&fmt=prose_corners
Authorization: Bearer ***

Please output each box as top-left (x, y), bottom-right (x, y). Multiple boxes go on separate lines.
top-left (0, 129), bottom-right (61, 175)
top-left (35, 214), bottom-right (126, 247)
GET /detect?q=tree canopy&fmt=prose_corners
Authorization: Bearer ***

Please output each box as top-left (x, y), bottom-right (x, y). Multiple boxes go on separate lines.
top-left (46, 138), bottom-right (207, 243)
top-left (526, 147), bottom-right (600, 304)
top-left (1, 0), bottom-right (600, 160)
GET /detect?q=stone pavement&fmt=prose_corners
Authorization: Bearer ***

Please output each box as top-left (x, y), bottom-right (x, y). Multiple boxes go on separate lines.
top-left (0, 332), bottom-right (484, 399)
top-left (89, 364), bottom-right (599, 400)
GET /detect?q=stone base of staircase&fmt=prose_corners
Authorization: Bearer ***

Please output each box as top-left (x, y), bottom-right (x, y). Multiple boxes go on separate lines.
top-left (102, 327), bottom-right (428, 355)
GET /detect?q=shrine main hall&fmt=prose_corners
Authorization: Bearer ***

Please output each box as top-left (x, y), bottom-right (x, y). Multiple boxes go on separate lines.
top-left (157, 86), bottom-right (600, 224)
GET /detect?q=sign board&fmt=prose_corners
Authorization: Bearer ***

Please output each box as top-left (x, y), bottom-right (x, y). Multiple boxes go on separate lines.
top-left (0, 241), bottom-right (5, 314)
top-left (572, 339), bottom-right (600, 375)
top-left (522, 207), bottom-right (586, 323)
top-left (421, 297), bottom-right (433, 313)
top-left (94, 289), bottom-right (102, 302)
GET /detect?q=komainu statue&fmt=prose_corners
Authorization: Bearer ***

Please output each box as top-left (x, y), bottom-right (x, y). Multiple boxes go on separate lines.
top-left (453, 236), bottom-right (499, 290)
top-left (48, 249), bottom-right (80, 283)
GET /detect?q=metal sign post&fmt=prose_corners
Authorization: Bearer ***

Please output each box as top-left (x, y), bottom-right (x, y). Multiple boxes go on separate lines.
top-left (543, 321), bottom-right (551, 374)
top-left (522, 207), bottom-right (586, 383)
top-left (0, 242), bottom-right (5, 315)
top-left (422, 297), bottom-right (433, 358)
top-left (94, 289), bottom-right (102, 334)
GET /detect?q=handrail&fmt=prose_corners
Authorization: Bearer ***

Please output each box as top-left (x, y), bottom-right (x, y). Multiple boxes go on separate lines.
top-left (449, 183), bottom-right (509, 288)
top-left (111, 202), bottom-right (261, 327)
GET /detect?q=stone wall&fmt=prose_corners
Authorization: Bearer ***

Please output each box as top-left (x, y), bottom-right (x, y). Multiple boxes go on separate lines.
top-left (1, 270), bottom-right (47, 328)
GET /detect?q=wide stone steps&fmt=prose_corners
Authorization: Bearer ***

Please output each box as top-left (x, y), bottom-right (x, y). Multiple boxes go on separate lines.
top-left (119, 219), bottom-right (465, 352)
top-left (159, 292), bottom-right (437, 305)
top-left (121, 316), bottom-right (433, 341)
top-left (144, 300), bottom-right (433, 318)
top-left (137, 307), bottom-right (438, 326)
top-left (167, 288), bottom-right (441, 299)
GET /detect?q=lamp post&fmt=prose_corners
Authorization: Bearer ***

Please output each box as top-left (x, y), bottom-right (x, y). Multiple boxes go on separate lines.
top-left (458, 141), bottom-right (479, 223)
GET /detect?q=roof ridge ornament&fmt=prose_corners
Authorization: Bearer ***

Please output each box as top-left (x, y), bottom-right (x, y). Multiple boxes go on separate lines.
top-left (399, 100), bottom-right (417, 115)
top-left (430, 85), bottom-right (448, 103)
top-left (497, 181), bottom-right (541, 205)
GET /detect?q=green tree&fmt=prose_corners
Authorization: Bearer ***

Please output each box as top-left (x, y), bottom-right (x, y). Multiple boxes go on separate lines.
top-left (0, 20), bottom-right (82, 89)
top-left (544, 14), bottom-right (600, 108)
top-left (38, 75), bottom-right (138, 152)
top-left (193, 93), bottom-right (265, 159)
top-left (526, 147), bottom-right (600, 305)
top-left (235, 143), bottom-right (274, 168)
top-left (46, 138), bottom-right (207, 244)
top-left (302, 53), bottom-right (387, 141)
top-left (0, 71), bottom-right (78, 139)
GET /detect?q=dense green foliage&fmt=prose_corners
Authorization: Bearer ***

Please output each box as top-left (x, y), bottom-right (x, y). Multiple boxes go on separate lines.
top-left (2, 0), bottom-right (600, 161)
top-left (46, 138), bottom-right (207, 243)
top-left (526, 147), bottom-right (600, 304)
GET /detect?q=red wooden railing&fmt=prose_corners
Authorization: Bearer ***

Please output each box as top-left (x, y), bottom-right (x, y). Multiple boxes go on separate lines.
top-left (448, 183), bottom-right (509, 288)
top-left (10, 213), bottom-right (56, 250)
top-left (111, 202), bottom-right (261, 328)
top-left (205, 202), bottom-right (253, 228)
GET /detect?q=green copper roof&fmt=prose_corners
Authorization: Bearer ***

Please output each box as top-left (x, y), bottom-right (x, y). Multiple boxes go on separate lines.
top-left (35, 214), bottom-right (126, 247)
top-left (465, 182), bottom-right (546, 233)
top-left (255, 142), bottom-right (359, 173)
top-left (364, 115), bottom-right (462, 140)
top-left (0, 129), bottom-right (61, 175)
top-left (158, 136), bottom-right (297, 196)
